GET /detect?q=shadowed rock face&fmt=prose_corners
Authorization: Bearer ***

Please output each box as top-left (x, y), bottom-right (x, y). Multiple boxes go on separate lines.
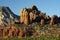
top-left (40, 19), bottom-right (45, 25)
top-left (50, 15), bottom-right (59, 26)
top-left (0, 7), bottom-right (20, 27)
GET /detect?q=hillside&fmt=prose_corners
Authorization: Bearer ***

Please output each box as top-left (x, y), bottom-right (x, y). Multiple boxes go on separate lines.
top-left (0, 5), bottom-right (60, 39)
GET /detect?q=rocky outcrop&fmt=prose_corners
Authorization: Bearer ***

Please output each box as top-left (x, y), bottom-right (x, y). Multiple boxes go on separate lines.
top-left (20, 5), bottom-right (50, 25)
top-left (20, 5), bottom-right (60, 26)
top-left (0, 7), bottom-right (20, 27)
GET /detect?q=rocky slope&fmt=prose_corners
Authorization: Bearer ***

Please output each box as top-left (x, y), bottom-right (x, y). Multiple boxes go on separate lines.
top-left (0, 6), bottom-right (20, 27)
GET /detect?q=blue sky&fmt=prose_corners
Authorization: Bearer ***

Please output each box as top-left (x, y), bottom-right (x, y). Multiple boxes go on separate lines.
top-left (0, 0), bottom-right (60, 16)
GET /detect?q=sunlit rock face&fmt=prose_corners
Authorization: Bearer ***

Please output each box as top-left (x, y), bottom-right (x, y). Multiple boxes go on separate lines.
top-left (0, 7), bottom-right (20, 27)
top-left (20, 8), bottom-right (29, 26)
top-left (20, 5), bottom-right (38, 25)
